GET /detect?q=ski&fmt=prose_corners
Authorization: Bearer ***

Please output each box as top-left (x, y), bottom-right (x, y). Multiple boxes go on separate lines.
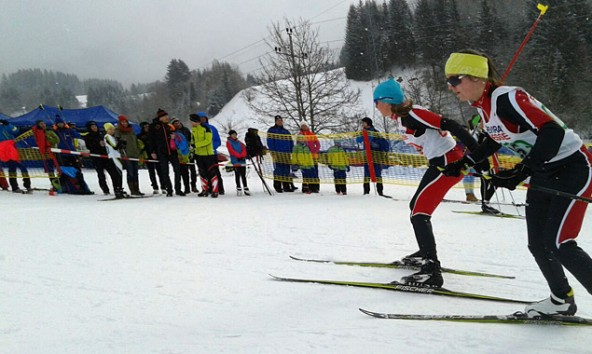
top-left (443, 199), bottom-right (527, 207)
top-left (98, 195), bottom-right (149, 201)
top-left (289, 256), bottom-right (515, 279)
top-left (452, 210), bottom-right (525, 219)
top-left (358, 308), bottom-right (592, 326)
top-left (269, 275), bottom-right (531, 304)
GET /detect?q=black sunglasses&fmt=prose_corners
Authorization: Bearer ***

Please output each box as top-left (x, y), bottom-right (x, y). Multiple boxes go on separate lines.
top-left (446, 75), bottom-right (465, 87)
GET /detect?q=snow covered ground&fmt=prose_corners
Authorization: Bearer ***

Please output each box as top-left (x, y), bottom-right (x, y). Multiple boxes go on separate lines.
top-left (2, 169), bottom-right (592, 354)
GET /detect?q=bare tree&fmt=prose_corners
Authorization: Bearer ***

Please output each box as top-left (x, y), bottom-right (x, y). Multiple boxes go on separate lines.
top-left (247, 18), bottom-right (361, 133)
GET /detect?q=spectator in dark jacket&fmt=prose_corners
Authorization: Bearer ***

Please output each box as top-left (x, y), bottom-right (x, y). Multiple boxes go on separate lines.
top-left (267, 115), bottom-right (295, 193)
top-left (83, 121), bottom-right (122, 195)
top-left (148, 108), bottom-right (183, 197)
top-left (137, 121), bottom-right (161, 194)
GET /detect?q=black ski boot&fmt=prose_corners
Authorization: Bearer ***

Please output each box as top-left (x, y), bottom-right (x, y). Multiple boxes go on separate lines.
top-left (399, 250), bottom-right (423, 267)
top-left (400, 259), bottom-right (443, 288)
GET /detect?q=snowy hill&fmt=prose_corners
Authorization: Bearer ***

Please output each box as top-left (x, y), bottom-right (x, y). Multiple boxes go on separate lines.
top-left (2, 171), bottom-right (592, 353)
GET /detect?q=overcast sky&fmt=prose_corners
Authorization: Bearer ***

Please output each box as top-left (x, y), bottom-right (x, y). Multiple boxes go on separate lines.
top-left (1, 0), bottom-right (357, 86)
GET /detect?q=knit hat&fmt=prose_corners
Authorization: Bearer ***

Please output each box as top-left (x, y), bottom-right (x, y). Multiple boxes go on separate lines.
top-left (274, 115), bottom-right (282, 121)
top-left (140, 121), bottom-right (149, 127)
top-left (373, 79), bottom-right (405, 105)
top-left (118, 115), bottom-right (128, 123)
top-left (156, 108), bottom-right (168, 118)
top-left (228, 130), bottom-right (237, 136)
top-left (189, 113), bottom-right (200, 122)
top-left (54, 115), bottom-right (65, 124)
top-left (445, 52), bottom-right (489, 79)
top-left (170, 117), bottom-right (180, 124)
top-left (197, 111), bottom-right (208, 118)
top-left (104, 123), bottom-right (115, 131)
top-left (361, 117), bottom-right (373, 126)
top-left (86, 120), bottom-right (97, 128)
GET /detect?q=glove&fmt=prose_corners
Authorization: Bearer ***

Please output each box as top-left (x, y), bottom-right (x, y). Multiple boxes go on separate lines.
top-left (0, 119), bottom-right (8, 125)
top-left (291, 165), bottom-right (299, 172)
top-left (346, 166), bottom-right (351, 172)
top-left (473, 159), bottom-right (490, 173)
top-left (490, 163), bottom-right (531, 191)
top-left (441, 156), bottom-right (474, 177)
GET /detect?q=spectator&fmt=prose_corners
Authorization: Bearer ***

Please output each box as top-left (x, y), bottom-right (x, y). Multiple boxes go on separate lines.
top-left (291, 134), bottom-right (316, 194)
top-left (267, 115), bottom-right (295, 193)
top-left (103, 123), bottom-right (126, 199)
top-left (115, 115), bottom-right (144, 196)
top-left (190, 113), bottom-right (219, 198)
top-left (327, 139), bottom-right (349, 195)
top-left (299, 123), bottom-right (320, 193)
top-left (0, 119), bottom-right (31, 193)
top-left (171, 117), bottom-right (193, 195)
top-left (137, 122), bottom-right (162, 195)
top-left (356, 117), bottom-right (384, 195)
top-left (226, 130), bottom-right (249, 196)
top-left (83, 121), bottom-right (118, 195)
top-left (148, 108), bottom-right (183, 197)
top-left (32, 120), bottom-right (60, 192)
top-left (198, 112), bottom-right (225, 195)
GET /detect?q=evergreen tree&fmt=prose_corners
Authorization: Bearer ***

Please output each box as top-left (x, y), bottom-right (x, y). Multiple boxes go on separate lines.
top-left (385, 0), bottom-right (416, 68)
top-left (341, 4), bottom-right (374, 80)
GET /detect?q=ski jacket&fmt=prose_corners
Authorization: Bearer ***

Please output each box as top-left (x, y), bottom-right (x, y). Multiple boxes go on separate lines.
top-left (104, 133), bottom-right (122, 170)
top-left (299, 129), bottom-right (320, 159)
top-left (148, 118), bottom-right (175, 156)
top-left (245, 128), bottom-right (265, 158)
top-left (191, 123), bottom-right (214, 157)
top-left (227, 137), bottom-right (247, 165)
top-left (390, 105), bottom-right (477, 161)
top-left (327, 145), bottom-right (349, 171)
top-left (469, 84), bottom-right (583, 173)
top-left (205, 123), bottom-right (221, 154)
top-left (267, 125), bottom-right (294, 153)
top-left (83, 130), bottom-right (107, 155)
top-left (291, 142), bottom-right (314, 169)
top-left (115, 128), bottom-right (141, 158)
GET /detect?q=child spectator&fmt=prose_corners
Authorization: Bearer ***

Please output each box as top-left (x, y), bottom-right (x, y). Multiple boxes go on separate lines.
top-left (327, 139), bottom-right (350, 195)
top-left (226, 130), bottom-right (249, 196)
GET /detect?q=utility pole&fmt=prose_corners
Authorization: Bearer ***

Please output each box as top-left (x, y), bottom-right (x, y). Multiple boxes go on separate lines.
top-left (274, 27), bottom-right (308, 124)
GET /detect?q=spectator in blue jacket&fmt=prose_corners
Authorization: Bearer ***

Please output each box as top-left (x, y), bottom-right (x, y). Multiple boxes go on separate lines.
top-left (53, 114), bottom-right (81, 168)
top-left (355, 117), bottom-right (384, 195)
top-left (267, 115), bottom-right (295, 193)
top-left (0, 119), bottom-right (31, 192)
top-left (198, 112), bottom-right (225, 195)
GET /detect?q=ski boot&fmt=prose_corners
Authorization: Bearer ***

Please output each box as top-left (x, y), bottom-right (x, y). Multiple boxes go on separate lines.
top-left (399, 250), bottom-right (423, 267)
top-left (400, 259), bottom-right (443, 288)
top-left (525, 289), bottom-right (577, 318)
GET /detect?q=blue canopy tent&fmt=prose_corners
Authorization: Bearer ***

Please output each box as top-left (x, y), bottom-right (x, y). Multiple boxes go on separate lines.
top-left (0, 112), bottom-right (11, 120)
top-left (9, 105), bottom-right (140, 133)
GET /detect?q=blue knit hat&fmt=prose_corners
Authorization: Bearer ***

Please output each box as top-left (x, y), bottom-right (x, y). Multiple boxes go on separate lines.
top-left (197, 111), bottom-right (208, 118)
top-left (373, 79), bottom-right (405, 105)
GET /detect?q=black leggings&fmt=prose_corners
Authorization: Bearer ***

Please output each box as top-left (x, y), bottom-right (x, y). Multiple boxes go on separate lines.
top-left (234, 166), bottom-right (247, 188)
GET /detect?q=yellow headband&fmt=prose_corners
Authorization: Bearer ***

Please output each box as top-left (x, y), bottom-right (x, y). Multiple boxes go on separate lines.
top-left (445, 53), bottom-right (489, 79)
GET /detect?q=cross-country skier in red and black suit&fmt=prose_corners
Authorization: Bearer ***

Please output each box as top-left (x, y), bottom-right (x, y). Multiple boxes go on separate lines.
top-left (441, 50), bottom-right (592, 318)
top-left (373, 78), bottom-right (481, 288)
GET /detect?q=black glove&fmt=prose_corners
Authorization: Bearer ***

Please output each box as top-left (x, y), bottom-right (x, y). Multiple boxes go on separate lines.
top-left (491, 163), bottom-right (531, 191)
top-left (473, 158), bottom-right (490, 173)
top-left (0, 119), bottom-right (8, 125)
top-left (441, 156), bottom-right (474, 177)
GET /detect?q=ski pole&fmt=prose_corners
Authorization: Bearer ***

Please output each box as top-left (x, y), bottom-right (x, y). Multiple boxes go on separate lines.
top-left (526, 184), bottom-right (592, 204)
top-left (501, 3), bottom-right (549, 82)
